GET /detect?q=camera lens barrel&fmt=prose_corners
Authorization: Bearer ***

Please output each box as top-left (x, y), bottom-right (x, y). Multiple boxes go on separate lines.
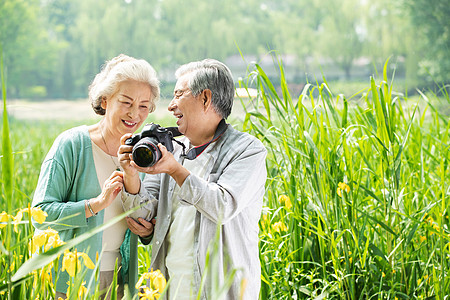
top-left (132, 137), bottom-right (161, 167)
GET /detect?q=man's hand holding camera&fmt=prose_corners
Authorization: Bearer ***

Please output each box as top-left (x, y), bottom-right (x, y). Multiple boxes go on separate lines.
top-left (118, 125), bottom-right (190, 239)
top-left (119, 140), bottom-right (189, 189)
top-left (118, 124), bottom-right (190, 189)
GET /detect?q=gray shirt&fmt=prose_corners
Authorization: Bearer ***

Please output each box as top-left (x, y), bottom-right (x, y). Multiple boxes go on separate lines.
top-left (122, 124), bottom-right (267, 300)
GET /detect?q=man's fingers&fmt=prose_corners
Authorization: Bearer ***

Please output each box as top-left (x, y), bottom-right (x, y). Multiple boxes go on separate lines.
top-left (126, 217), bottom-right (141, 231)
top-left (138, 218), bottom-right (154, 230)
top-left (126, 217), bottom-right (154, 236)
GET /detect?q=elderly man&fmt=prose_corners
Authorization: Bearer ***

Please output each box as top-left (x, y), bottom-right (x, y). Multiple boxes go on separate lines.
top-left (119, 59), bottom-right (266, 299)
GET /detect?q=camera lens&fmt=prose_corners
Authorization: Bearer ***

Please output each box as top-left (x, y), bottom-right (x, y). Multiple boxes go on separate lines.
top-left (132, 137), bottom-right (161, 167)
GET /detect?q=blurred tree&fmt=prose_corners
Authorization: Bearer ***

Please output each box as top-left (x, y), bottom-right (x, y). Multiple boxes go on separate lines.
top-left (42, 0), bottom-right (77, 98)
top-left (268, 0), bottom-right (322, 79)
top-left (231, 0), bottom-right (276, 56)
top-left (405, 0), bottom-right (450, 83)
top-left (157, 0), bottom-right (240, 63)
top-left (362, 0), bottom-right (417, 85)
top-left (2, 0), bottom-right (447, 99)
top-left (0, 0), bottom-right (58, 98)
top-left (317, 0), bottom-right (364, 80)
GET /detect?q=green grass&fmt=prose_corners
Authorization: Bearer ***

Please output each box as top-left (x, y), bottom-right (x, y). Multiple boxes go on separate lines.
top-left (1, 57), bottom-right (449, 299)
top-left (239, 58), bottom-right (449, 299)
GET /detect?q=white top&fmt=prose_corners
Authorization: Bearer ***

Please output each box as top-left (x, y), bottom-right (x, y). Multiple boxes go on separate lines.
top-left (166, 153), bottom-right (212, 299)
top-left (91, 141), bottom-right (128, 271)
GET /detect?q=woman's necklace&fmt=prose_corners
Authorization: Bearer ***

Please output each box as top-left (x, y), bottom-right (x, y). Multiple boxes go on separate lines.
top-left (100, 129), bottom-right (121, 171)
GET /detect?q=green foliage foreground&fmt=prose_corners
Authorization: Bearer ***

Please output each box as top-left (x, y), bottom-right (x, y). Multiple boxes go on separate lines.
top-left (1, 59), bottom-right (449, 299)
top-left (240, 60), bottom-right (449, 299)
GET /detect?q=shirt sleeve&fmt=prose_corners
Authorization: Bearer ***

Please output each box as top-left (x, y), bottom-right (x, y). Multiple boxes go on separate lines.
top-left (121, 173), bottom-right (161, 221)
top-left (178, 140), bottom-right (267, 224)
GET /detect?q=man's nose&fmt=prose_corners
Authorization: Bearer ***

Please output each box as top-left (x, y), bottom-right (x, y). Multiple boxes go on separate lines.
top-left (168, 98), bottom-right (177, 111)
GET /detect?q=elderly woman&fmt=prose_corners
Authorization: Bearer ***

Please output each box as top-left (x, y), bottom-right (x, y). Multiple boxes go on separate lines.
top-left (32, 54), bottom-right (159, 299)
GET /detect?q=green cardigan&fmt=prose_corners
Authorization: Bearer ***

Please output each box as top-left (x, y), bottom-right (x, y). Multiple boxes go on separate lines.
top-left (32, 125), bottom-right (138, 295)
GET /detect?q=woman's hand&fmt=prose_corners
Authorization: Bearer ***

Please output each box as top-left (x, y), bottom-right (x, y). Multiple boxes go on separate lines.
top-left (118, 133), bottom-right (138, 176)
top-left (87, 171), bottom-right (123, 217)
top-left (118, 133), bottom-right (141, 194)
top-left (126, 216), bottom-right (156, 238)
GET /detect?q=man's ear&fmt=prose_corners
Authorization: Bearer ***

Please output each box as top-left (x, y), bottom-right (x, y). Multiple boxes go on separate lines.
top-left (201, 89), bottom-right (213, 110)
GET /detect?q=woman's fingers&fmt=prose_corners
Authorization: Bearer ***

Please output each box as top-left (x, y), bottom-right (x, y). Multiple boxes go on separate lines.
top-left (120, 133), bottom-right (133, 145)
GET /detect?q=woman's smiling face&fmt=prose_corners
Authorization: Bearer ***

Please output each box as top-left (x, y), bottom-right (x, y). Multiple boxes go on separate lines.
top-left (103, 79), bottom-right (152, 138)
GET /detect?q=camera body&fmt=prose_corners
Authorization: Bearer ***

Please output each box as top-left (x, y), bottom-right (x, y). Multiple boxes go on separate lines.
top-left (125, 123), bottom-right (175, 167)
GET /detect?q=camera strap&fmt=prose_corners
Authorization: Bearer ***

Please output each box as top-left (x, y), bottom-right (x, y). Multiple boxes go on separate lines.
top-left (174, 119), bottom-right (228, 160)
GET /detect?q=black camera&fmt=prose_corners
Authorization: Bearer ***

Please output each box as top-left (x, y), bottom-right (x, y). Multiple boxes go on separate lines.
top-left (125, 123), bottom-right (176, 167)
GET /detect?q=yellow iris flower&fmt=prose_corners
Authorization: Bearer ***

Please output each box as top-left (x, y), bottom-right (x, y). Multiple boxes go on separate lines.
top-left (278, 195), bottom-right (292, 209)
top-left (30, 227), bottom-right (64, 254)
top-left (272, 221), bottom-right (287, 233)
top-left (62, 250), bottom-right (78, 277)
top-left (79, 252), bottom-right (95, 269)
top-left (138, 287), bottom-right (160, 300)
top-left (30, 207), bottom-right (48, 224)
top-left (12, 207), bottom-right (48, 232)
top-left (0, 211), bottom-right (10, 229)
top-left (136, 269), bottom-right (167, 298)
top-left (61, 250), bottom-right (95, 277)
top-left (13, 210), bottom-right (24, 232)
top-left (337, 182), bottom-right (350, 197)
top-left (66, 280), bottom-right (87, 299)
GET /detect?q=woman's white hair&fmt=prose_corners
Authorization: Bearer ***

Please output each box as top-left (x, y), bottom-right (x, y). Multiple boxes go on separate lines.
top-left (89, 54), bottom-right (160, 115)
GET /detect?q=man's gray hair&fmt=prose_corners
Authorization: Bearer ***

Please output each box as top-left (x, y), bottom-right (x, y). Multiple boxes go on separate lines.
top-left (175, 59), bottom-right (234, 119)
top-left (89, 54), bottom-right (160, 115)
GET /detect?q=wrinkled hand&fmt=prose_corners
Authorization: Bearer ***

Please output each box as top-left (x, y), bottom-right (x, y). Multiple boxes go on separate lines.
top-left (126, 217), bottom-right (156, 238)
top-left (99, 171), bottom-right (123, 205)
top-left (130, 143), bottom-right (176, 174)
top-left (88, 171), bottom-right (123, 216)
top-left (132, 144), bottom-right (190, 186)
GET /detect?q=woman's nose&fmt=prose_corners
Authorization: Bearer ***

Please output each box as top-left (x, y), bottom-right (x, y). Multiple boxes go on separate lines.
top-left (128, 104), bottom-right (139, 118)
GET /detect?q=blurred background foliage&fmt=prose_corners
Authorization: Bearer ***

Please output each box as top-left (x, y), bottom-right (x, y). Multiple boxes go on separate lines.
top-left (0, 0), bottom-right (449, 100)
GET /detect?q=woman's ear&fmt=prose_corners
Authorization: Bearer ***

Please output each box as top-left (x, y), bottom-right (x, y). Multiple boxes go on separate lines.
top-left (101, 96), bottom-right (107, 110)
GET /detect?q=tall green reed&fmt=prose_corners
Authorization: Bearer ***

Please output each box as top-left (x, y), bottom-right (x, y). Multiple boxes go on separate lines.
top-left (239, 56), bottom-right (449, 299)
top-left (1, 44), bottom-right (15, 300)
